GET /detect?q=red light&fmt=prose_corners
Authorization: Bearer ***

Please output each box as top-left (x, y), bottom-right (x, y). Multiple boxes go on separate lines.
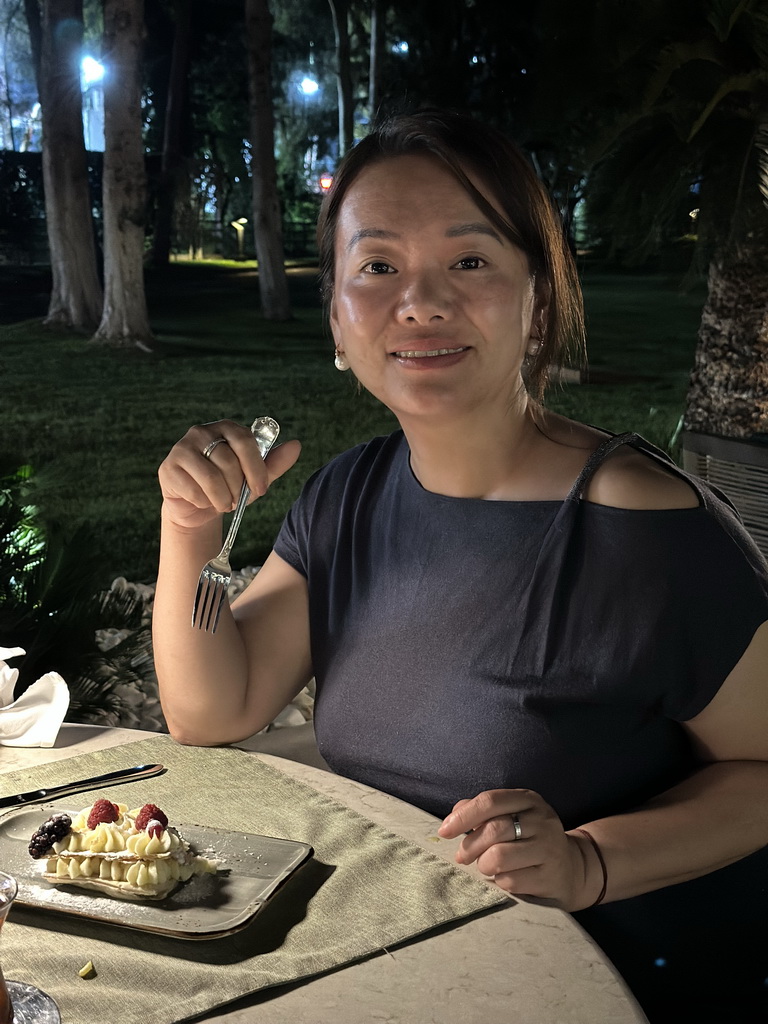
top-left (319, 174), bottom-right (333, 191)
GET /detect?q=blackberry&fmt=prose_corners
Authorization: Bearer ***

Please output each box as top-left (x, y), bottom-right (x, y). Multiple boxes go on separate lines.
top-left (28, 813), bottom-right (72, 859)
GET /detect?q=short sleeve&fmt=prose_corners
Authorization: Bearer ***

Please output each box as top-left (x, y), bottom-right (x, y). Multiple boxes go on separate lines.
top-left (663, 497), bottom-right (768, 721)
top-left (272, 439), bottom-right (375, 580)
top-left (273, 471), bottom-right (319, 579)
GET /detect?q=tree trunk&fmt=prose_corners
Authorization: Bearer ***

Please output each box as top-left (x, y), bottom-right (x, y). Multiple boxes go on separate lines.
top-left (39, 0), bottom-right (102, 330)
top-left (368, 0), bottom-right (382, 121)
top-left (684, 176), bottom-right (768, 440)
top-left (328, 0), bottom-right (353, 156)
top-left (244, 0), bottom-right (291, 321)
top-left (150, 0), bottom-right (190, 267)
top-left (92, 0), bottom-right (154, 349)
top-left (23, 0), bottom-right (42, 93)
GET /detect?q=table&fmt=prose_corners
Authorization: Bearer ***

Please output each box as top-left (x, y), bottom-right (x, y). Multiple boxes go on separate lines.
top-left (2, 724), bottom-right (648, 1023)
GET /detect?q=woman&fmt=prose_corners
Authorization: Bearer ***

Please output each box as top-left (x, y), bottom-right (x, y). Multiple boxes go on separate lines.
top-left (154, 110), bottom-right (768, 1022)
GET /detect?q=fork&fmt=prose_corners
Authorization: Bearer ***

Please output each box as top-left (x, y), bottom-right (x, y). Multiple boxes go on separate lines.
top-left (191, 415), bottom-right (280, 633)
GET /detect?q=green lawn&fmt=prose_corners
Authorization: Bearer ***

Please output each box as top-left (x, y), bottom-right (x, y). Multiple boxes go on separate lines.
top-left (548, 270), bottom-right (706, 453)
top-left (0, 262), bottom-right (706, 584)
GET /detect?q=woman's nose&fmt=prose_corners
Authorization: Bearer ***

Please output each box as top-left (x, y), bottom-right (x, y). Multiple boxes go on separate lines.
top-left (395, 270), bottom-right (453, 324)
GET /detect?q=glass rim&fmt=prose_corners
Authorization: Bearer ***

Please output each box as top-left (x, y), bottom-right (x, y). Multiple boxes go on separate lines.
top-left (0, 870), bottom-right (18, 901)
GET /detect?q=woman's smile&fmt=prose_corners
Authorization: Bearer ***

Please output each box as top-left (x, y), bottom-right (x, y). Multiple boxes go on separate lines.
top-left (390, 347), bottom-right (470, 373)
top-left (394, 347), bottom-right (466, 358)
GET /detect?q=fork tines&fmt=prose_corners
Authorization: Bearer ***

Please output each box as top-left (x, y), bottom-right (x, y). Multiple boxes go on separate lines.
top-left (192, 570), bottom-right (228, 633)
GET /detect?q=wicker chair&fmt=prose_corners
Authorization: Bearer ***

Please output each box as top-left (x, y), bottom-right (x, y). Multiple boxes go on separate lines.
top-left (681, 431), bottom-right (768, 561)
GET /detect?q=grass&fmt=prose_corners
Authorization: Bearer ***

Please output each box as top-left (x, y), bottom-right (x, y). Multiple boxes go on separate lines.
top-left (0, 260), bottom-right (706, 584)
top-left (547, 270), bottom-right (707, 453)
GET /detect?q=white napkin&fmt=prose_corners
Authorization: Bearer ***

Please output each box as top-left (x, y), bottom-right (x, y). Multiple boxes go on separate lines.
top-left (0, 647), bottom-right (70, 747)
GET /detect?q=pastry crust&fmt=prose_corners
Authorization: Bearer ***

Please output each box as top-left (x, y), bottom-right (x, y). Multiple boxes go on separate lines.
top-left (39, 870), bottom-right (177, 901)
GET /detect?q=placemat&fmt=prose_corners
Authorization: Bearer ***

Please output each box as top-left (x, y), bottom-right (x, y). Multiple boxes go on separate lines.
top-left (1, 736), bottom-right (508, 1024)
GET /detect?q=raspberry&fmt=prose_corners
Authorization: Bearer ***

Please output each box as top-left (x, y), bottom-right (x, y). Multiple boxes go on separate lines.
top-left (147, 819), bottom-right (165, 839)
top-left (28, 813), bottom-right (72, 858)
top-left (135, 804), bottom-right (168, 833)
top-left (87, 799), bottom-right (120, 830)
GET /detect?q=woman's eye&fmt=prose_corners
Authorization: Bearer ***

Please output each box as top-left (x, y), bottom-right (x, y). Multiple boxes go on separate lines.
top-left (363, 261), bottom-right (394, 274)
top-left (454, 256), bottom-right (485, 270)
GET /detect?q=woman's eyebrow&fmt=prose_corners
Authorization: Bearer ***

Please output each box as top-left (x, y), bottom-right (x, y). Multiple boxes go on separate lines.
top-left (346, 227), bottom-right (398, 251)
top-left (446, 222), bottom-right (503, 244)
top-left (346, 222), bottom-right (503, 250)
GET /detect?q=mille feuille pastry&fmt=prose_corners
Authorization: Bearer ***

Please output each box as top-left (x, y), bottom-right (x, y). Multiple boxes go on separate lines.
top-left (28, 799), bottom-right (218, 901)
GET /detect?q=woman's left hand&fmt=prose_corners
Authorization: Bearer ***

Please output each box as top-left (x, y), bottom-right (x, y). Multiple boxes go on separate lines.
top-left (437, 789), bottom-right (592, 910)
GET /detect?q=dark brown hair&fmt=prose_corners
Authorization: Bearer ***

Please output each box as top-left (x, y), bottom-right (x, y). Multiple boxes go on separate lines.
top-left (317, 109), bottom-right (585, 400)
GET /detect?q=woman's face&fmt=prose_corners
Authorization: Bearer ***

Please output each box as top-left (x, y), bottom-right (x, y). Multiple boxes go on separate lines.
top-left (330, 153), bottom-right (543, 427)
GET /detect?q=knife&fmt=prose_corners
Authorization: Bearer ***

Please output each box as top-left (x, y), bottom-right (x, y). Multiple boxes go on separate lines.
top-left (0, 763), bottom-right (166, 809)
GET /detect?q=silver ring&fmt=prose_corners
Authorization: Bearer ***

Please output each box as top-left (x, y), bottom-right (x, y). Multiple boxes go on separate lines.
top-left (512, 814), bottom-right (523, 841)
top-left (202, 437), bottom-right (227, 459)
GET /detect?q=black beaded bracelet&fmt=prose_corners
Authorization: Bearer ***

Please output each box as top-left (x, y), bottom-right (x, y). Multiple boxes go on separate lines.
top-left (575, 827), bottom-right (608, 907)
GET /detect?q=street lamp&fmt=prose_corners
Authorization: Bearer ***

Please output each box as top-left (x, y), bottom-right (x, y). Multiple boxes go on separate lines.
top-left (81, 56), bottom-right (105, 86)
top-left (230, 217), bottom-right (248, 260)
top-left (80, 56), bottom-right (106, 151)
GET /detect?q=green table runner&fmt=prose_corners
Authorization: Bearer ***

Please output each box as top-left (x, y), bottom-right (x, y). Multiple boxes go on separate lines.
top-left (1, 736), bottom-right (508, 1024)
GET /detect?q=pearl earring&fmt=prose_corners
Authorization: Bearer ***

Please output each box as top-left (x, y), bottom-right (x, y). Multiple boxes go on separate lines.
top-left (334, 349), bottom-right (350, 371)
top-left (527, 338), bottom-right (541, 356)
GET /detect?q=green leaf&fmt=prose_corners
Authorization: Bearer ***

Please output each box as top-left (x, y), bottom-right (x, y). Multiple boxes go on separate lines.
top-left (687, 72), bottom-right (766, 142)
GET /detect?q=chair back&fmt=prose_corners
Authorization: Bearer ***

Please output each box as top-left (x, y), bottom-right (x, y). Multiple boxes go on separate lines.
top-left (681, 431), bottom-right (768, 561)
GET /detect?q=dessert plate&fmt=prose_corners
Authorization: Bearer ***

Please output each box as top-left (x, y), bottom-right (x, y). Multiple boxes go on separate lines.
top-left (0, 802), bottom-right (313, 940)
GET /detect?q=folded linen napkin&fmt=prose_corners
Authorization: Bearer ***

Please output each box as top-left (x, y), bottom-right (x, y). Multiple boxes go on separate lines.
top-left (0, 646), bottom-right (69, 747)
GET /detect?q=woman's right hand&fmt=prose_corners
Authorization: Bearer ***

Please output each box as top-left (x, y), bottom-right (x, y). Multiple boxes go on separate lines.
top-left (158, 420), bottom-right (301, 530)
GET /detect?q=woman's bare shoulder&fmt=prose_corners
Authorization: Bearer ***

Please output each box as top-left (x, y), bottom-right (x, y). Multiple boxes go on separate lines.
top-left (584, 444), bottom-right (699, 510)
top-left (540, 414), bottom-right (699, 511)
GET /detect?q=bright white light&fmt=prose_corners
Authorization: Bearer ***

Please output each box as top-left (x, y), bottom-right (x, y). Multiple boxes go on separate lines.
top-left (393, 41), bottom-right (409, 54)
top-left (81, 56), bottom-right (105, 85)
top-left (299, 77), bottom-right (319, 96)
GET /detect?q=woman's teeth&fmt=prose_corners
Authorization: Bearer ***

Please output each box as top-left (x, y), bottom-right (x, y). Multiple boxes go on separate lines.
top-left (394, 347), bottom-right (465, 358)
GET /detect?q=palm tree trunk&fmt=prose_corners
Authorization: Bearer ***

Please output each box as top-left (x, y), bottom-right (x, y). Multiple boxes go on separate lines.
top-left (684, 235), bottom-right (768, 439)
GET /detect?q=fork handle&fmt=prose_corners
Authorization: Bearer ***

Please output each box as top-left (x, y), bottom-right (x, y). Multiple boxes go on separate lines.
top-left (220, 480), bottom-right (251, 560)
top-left (219, 416), bottom-right (280, 560)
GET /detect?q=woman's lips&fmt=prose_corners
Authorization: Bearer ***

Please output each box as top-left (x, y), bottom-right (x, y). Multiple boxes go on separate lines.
top-left (392, 346), bottom-right (469, 359)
